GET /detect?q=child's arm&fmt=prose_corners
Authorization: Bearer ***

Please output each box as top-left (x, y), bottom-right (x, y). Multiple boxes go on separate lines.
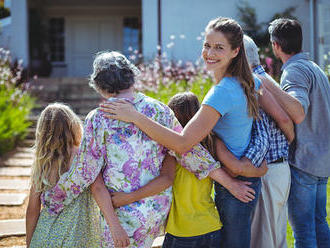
top-left (90, 174), bottom-right (130, 248)
top-left (26, 186), bottom-right (41, 247)
top-left (111, 154), bottom-right (176, 208)
top-left (214, 138), bottom-right (268, 177)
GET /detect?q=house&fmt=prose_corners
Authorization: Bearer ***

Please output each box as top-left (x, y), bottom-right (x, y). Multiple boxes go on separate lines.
top-left (3, 0), bottom-right (330, 77)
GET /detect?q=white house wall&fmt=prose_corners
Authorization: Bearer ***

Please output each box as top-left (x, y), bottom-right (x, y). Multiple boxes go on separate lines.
top-left (142, 0), bottom-right (311, 63)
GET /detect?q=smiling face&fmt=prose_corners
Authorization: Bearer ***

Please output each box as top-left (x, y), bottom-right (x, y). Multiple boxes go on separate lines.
top-left (202, 30), bottom-right (239, 81)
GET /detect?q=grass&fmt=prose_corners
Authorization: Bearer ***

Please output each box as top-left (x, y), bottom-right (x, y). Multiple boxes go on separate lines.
top-left (286, 181), bottom-right (330, 247)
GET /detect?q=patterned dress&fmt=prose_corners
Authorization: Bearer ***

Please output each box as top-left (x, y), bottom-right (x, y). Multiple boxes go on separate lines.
top-left (42, 92), bottom-right (220, 248)
top-left (30, 189), bottom-right (102, 248)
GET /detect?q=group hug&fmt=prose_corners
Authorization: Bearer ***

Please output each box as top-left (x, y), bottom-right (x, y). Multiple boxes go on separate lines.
top-left (25, 17), bottom-right (330, 248)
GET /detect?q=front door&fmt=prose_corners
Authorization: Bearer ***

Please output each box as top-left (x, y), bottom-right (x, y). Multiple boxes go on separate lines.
top-left (66, 17), bottom-right (123, 77)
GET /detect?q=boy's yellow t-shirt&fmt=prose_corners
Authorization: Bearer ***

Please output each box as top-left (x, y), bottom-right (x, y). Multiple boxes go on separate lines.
top-left (165, 164), bottom-right (222, 237)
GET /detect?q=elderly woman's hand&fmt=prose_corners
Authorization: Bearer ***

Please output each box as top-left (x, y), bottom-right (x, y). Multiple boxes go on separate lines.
top-left (100, 100), bottom-right (139, 123)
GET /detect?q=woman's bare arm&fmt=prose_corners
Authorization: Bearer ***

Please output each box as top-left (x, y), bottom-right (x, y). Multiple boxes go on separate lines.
top-left (26, 186), bottom-right (41, 247)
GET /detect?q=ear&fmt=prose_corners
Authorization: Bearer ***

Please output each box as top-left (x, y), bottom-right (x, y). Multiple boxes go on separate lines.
top-left (232, 47), bottom-right (240, 58)
top-left (273, 41), bottom-right (281, 51)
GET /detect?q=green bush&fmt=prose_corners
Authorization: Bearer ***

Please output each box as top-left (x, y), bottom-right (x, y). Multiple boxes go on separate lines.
top-left (0, 6), bottom-right (10, 19)
top-left (135, 57), bottom-right (214, 104)
top-left (144, 76), bottom-right (213, 104)
top-left (0, 50), bottom-right (34, 156)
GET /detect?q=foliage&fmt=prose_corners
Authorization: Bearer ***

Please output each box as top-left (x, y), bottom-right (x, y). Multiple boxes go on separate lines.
top-left (323, 51), bottom-right (330, 81)
top-left (0, 49), bottom-right (35, 155)
top-left (237, 1), bottom-right (297, 80)
top-left (0, 2), bottom-right (10, 19)
top-left (134, 56), bottom-right (214, 104)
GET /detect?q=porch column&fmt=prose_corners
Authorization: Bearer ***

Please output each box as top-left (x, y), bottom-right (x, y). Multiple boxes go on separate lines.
top-left (142, 0), bottom-right (159, 59)
top-left (10, 0), bottom-right (29, 67)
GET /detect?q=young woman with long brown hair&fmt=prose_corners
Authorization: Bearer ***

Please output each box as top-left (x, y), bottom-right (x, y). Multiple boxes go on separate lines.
top-left (100, 17), bottom-right (274, 247)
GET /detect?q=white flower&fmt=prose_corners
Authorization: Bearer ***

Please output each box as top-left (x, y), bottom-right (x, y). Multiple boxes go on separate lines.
top-left (179, 34), bottom-right (186, 39)
top-left (128, 46), bottom-right (133, 51)
top-left (170, 35), bottom-right (176, 40)
top-left (196, 36), bottom-right (202, 41)
top-left (166, 42), bottom-right (175, 48)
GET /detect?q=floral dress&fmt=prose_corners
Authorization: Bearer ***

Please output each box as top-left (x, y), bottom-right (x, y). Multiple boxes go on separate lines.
top-left (42, 92), bottom-right (220, 248)
top-left (30, 189), bottom-right (102, 248)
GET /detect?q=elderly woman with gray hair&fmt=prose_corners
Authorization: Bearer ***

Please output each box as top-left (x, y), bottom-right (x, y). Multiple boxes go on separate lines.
top-left (40, 51), bottom-right (248, 248)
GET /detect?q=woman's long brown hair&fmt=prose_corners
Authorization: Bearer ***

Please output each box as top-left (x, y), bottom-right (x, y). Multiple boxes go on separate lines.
top-left (206, 17), bottom-right (259, 119)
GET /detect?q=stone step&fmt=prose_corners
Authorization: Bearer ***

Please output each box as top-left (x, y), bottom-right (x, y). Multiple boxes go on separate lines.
top-left (10, 152), bottom-right (34, 160)
top-left (0, 179), bottom-right (30, 190)
top-left (0, 167), bottom-right (31, 177)
top-left (2, 158), bottom-right (33, 167)
top-left (0, 219), bottom-right (25, 238)
top-left (4, 246), bottom-right (26, 248)
top-left (32, 100), bottom-right (101, 115)
top-left (27, 116), bottom-right (38, 126)
top-left (0, 193), bottom-right (27, 206)
top-left (16, 147), bottom-right (34, 153)
top-left (20, 139), bottom-right (34, 148)
top-left (26, 127), bottom-right (36, 139)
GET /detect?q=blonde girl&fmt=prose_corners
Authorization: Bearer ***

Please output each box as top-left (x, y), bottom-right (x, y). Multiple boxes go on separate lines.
top-left (26, 103), bottom-right (129, 247)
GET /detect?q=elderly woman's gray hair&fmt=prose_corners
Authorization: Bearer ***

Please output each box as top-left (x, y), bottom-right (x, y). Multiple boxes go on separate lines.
top-left (89, 51), bottom-right (140, 94)
top-left (243, 35), bottom-right (260, 68)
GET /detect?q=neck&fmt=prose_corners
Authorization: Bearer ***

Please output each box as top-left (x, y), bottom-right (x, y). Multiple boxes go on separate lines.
top-left (214, 68), bottom-right (228, 83)
top-left (280, 53), bottom-right (295, 64)
top-left (115, 87), bottom-right (134, 98)
top-left (103, 87), bottom-right (135, 99)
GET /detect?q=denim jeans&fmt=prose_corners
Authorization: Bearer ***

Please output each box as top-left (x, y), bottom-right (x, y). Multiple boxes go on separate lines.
top-left (162, 230), bottom-right (221, 248)
top-left (214, 176), bottom-right (261, 248)
top-left (288, 166), bottom-right (330, 248)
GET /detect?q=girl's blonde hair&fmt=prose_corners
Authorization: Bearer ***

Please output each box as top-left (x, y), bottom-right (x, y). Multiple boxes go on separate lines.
top-left (31, 103), bottom-right (82, 192)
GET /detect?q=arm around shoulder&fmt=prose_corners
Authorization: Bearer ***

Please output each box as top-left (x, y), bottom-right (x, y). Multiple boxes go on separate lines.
top-left (258, 74), bottom-right (305, 124)
top-left (258, 84), bottom-right (295, 143)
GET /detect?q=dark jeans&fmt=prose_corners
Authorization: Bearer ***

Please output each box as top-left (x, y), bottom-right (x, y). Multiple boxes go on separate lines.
top-left (162, 230), bottom-right (221, 248)
top-left (288, 166), bottom-right (330, 248)
top-left (214, 176), bottom-right (261, 248)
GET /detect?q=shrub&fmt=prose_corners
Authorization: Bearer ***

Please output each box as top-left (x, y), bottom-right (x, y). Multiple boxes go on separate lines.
top-left (0, 49), bottom-right (35, 156)
top-left (134, 56), bottom-right (214, 104)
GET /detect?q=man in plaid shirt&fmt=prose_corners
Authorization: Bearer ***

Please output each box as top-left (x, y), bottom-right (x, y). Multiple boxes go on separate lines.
top-left (244, 35), bottom-right (292, 248)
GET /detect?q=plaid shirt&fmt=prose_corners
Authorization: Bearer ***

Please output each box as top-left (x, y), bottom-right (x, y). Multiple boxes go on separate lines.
top-left (244, 66), bottom-right (289, 167)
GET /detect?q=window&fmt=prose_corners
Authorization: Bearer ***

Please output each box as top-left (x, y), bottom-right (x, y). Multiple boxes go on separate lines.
top-left (49, 18), bottom-right (65, 62)
top-left (123, 17), bottom-right (141, 58)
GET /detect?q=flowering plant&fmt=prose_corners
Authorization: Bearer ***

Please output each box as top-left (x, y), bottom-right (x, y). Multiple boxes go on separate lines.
top-left (0, 48), bottom-right (35, 155)
top-left (127, 46), bottom-right (214, 104)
